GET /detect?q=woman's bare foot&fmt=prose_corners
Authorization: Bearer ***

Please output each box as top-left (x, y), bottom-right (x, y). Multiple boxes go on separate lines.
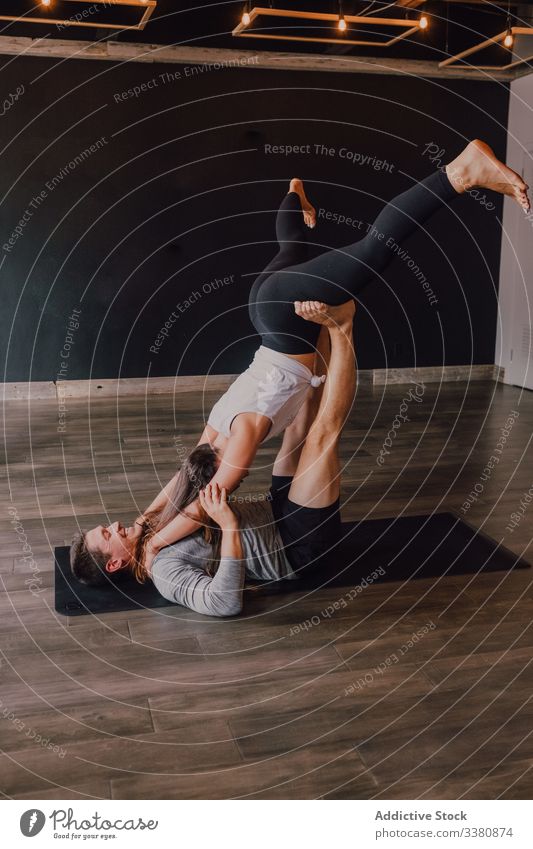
top-left (289, 177), bottom-right (316, 228)
top-left (294, 299), bottom-right (356, 330)
top-left (446, 139), bottom-right (530, 211)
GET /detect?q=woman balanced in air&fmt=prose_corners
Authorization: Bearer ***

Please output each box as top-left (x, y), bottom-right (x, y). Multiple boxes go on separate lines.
top-left (76, 139), bottom-right (529, 576)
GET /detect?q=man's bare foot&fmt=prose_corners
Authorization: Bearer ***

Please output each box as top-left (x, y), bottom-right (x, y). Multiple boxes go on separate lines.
top-left (289, 177), bottom-right (316, 228)
top-left (294, 299), bottom-right (355, 330)
top-left (446, 139), bottom-right (530, 211)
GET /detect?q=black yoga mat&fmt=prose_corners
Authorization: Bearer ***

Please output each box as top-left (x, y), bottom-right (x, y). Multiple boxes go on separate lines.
top-left (55, 513), bottom-right (529, 616)
top-left (55, 512), bottom-right (529, 617)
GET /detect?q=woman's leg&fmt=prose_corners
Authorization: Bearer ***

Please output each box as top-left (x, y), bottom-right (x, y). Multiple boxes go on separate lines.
top-left (252, 141), bottom-right (529, 354)
top-left (252, 169), bottom-right (457, 353)
top-left (275, 185), bottom-right (313, 250)
top-left (294, 169), bottom-right (458, 302)
top-left (269, 142), bottom-right (529, 311)
top-left (248, 185), bottom-right (311, 329)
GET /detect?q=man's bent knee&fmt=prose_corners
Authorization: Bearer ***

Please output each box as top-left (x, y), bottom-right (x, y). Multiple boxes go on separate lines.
top-left (305, 422), bottom-right (343, 451)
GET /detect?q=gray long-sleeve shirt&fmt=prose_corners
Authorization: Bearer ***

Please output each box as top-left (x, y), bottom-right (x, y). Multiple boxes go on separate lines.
top-left (150, 499), bottom-right (297, 617)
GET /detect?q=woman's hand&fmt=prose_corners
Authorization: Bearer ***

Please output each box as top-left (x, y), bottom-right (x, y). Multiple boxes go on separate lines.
top-left (199, 482), bottom-right (239, 530)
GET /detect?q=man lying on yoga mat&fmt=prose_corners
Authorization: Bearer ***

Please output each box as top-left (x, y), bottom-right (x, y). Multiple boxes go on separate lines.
top-left (73, 139), bottom-right (529, 576)
top-left (70, 300), bottom-right (356, 616)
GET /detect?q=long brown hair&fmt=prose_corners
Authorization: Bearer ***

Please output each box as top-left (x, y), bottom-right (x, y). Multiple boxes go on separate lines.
top-left (133, 443), bottom-right (222, 583)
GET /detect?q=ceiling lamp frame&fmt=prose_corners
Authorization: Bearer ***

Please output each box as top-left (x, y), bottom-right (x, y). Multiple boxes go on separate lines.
top-left (439, 26), bottom-right (533, 70)
top-left (233, 5), bottom-right (428, 49)
top-left (0, 0), bottom-right (157, 31)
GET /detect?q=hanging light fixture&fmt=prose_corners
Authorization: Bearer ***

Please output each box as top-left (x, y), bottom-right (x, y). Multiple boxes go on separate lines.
top-left (241, 2), bottom-right (251, 27)
top-left (503, 0), bottom-right (514, 48)
top-left (419, 14), bottom-right (429, 30)
top-left (233, 6), bottom-right (429, 49)
top-left (439, 0), bottom-right (532, 71)
top-left (338, 0), bottom-right (347, 32)
top-left (0, 0), bottom-right (155, 28)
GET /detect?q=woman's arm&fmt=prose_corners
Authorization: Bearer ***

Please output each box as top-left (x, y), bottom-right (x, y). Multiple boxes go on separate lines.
top-left (197, 424), bottom-right (218, 446)
top-left (208, 413), bottom-right (270, 491)
top-left (137, 425), bottom-right (220, 524)
top-left (144, 504), bottom-right (204, 572)
top-left (145, 415), bottom-right (267, 564)
top-left (140, 472), bottom-right (179, 520)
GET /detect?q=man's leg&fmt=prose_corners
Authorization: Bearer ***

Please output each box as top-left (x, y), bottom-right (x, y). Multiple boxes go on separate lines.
top-left (272, 325), bottom-right (330, 478)
top-left (288, 300), bottom-right (356, 509)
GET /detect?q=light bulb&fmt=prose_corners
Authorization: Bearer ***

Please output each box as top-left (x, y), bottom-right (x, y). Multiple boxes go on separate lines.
top-left (504, 29), bottom-right (514, 48)
top-left (338, 17), bottom-right (347, 32)
top-left (419, 15), bottom-right (428, 30)
top-left (42, 0), bottom-right (51, 6)
top-left (242, 11), bottom-right (250, 26)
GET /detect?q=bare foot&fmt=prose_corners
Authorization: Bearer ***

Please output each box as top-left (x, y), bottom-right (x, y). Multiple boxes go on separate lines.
top-left (446, 139), bottom-right (530, 211)
top-left (289, 177), bottom-right (316, 228)
top-left (294, 299), bottom-right (355, 330)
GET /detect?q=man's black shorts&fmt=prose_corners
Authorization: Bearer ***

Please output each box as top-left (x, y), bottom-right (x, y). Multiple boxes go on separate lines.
top-left (269, 475), bottom-right (341, 575)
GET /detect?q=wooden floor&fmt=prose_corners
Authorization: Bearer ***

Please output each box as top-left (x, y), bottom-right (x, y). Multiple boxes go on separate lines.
top-left (1, 378), bottom-right (532, 800)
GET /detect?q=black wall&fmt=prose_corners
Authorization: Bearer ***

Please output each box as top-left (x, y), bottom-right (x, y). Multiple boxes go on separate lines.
top-left (0, 55), bottom-right (509, 382)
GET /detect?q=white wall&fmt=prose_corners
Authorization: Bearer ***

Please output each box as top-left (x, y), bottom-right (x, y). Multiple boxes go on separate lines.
top-left (496, 73), bottom-right (533, 388)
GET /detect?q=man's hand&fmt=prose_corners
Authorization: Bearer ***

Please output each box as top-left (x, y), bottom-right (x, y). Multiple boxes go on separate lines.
top-left (294, 299), bottom-right (356, 330)
top-left (199, 482), bottom-right (239, 530)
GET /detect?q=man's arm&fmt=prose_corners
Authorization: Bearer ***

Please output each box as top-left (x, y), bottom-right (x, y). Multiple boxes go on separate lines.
top-left (148, 413), bottom-right (268, 555)
top-left (143, 506), bottom-right (204, 574)
top-left (153, 556), bottom-right (245, 617)
top-left (138, 424), bottom-right (220, 522)
top-left (142, 410), bottom-right (270, 567)
top-left (151, 483), bottom-right (245, 617)
top-left (145, 468), bottom-right (246, 561)
top-left (146, 429), bottom-right (254, 554)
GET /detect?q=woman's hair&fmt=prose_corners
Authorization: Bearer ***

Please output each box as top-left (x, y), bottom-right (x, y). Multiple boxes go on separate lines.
top-left (132, 443), bottom-right (222, 584)
top-left (156, 443), bottom-right (219, 532)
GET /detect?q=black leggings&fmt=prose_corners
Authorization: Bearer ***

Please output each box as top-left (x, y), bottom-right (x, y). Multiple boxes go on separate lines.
top-left (248, 169), bottom-right (458, 354)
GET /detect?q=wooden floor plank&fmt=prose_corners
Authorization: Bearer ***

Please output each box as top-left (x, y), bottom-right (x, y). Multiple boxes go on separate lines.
top-left (110, 743), bottom-right (376, 800)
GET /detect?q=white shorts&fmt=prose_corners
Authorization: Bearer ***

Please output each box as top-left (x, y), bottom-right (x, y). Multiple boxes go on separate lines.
top-left (207, 346), bottom-right (324, 442)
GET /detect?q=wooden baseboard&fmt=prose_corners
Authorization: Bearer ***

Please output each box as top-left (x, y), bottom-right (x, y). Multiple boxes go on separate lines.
top-left (56, 374), bottom-right (240, 399)
top-left (372, 364), bottom-right (504, 385)
top-left (0, 374), bottom-right (240, 402)
top-left (0, 365), bottom-right (505, 401)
